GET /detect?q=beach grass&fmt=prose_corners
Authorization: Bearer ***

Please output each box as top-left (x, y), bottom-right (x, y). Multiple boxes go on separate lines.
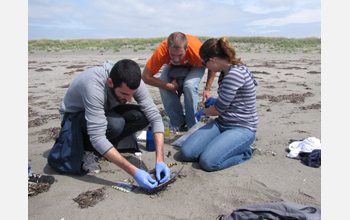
top-left (28, 36), bottom-right (321, 53)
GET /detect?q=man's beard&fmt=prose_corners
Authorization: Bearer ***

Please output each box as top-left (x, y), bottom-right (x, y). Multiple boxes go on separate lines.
top-left (110, 87), bottom-right (127, 104)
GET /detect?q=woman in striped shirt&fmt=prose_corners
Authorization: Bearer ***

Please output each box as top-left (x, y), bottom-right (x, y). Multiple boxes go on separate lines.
top-left (180, 37), bottom-right (258, 171)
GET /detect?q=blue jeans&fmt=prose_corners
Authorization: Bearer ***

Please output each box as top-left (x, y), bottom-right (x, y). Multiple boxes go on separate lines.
top-left (28, 162), bottom-right (32, 177)
top-left (76, 104), bottom-right (149, 155)
top-left (159, 65), bottom-right (205, 128)
top-left (180, 119), bottom-right (256, 171)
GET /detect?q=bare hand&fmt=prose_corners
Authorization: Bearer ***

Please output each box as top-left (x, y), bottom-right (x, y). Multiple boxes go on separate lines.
top-left (202, 90), bottom-right (211, 102)
top-left (169, 79), bottom-right (179, 94)
top-left (171, 79), bottom-right (180, 90)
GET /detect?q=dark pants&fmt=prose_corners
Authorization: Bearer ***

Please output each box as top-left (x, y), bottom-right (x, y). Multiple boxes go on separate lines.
top-left (74, 104), bottom-right (149, 155)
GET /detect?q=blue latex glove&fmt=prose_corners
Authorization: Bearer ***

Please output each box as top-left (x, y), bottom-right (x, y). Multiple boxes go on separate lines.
top-left (205, 97), bottom-right (217, 108)
top-left (195, 109), bottom-right (206, 121)
top-left (134, 168), bottom-right (158, 190)
top-left (155, 162), bottom-right (171, 183)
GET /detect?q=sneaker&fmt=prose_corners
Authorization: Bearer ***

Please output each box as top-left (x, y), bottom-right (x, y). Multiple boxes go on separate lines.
top-left (170, 126), bottom-right (180, 133)
top-left (170, 122), bottom-right (188, 133)
top-left (28, 173), bottom-right (55, 184)
top-left (82, 151), bottom-right (101, 173)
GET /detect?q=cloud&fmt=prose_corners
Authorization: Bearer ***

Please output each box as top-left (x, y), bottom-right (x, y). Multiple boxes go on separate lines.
top-left (208, 0), bottom-right (295, 13)
top-left (248, 8), bottom-right (321, 27)
top-left (28, 0), bottom-right (95, 33)
top-left (238, 0), bottom-right (294, 14)
top-left (73, 0), bottom-right (246, 37)
top-left (29, 20), bottom-right (92, 30)
top-left (211, 0), bottom-right (320, 15)
top-left (28, 0), bottom-right (321, 39)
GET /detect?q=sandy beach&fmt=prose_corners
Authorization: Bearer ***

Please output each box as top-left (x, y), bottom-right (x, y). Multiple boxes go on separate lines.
top-left (28, 45), bottom-right (321, 219)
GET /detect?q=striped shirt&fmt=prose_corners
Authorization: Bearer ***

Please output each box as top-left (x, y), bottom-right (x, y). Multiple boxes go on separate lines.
top-left (214, 65), bottom-right (258, 132)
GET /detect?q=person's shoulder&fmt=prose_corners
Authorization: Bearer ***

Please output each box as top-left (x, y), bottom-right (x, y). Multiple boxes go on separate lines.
top-left (186, 34), bottom-right (202, 51)
top-left (185, 34), bottom-right (197, 39)
top-left (228, 65), bottom-right (247, 76)
top-left (152, 40), bottom-right (168, 57)
top-left (78, 64), bottom-right (109, 87)
top-left (231, 64), bottom-right (248, 71)
top-left (186, 34), bottom-right (201, 42)
top-left (158, 39), bottom-right (168, 50)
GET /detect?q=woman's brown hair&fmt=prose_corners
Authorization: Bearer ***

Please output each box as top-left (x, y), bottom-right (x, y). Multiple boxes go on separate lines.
top-left (199, 37), bottom-right (245, 66)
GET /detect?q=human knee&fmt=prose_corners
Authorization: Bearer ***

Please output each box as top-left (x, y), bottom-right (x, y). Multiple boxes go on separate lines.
top-left (106, 116), bottom-right (125, 140)
top-left (182, 68), bottom-right (203, 92)
top-left (179, 146), bottom-right (194, 162)
top-left (199, 157), bottom-right (218, 172)
top-left (183, 80), bottom-right (198, 93)
top-left (126, 109), bottom-right (149, 128)
top-left (159, 65), bottom-right (171, 82)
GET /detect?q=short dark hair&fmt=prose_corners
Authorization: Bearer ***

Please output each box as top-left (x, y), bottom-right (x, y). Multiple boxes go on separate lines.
top-left (109, 59), bottom-right (141, 89)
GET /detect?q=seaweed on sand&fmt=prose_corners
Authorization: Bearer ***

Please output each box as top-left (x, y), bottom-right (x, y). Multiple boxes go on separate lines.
top-left (73, 187), bottom-right (107, 208)
top-left (28, 183), bottom-right (52, 197)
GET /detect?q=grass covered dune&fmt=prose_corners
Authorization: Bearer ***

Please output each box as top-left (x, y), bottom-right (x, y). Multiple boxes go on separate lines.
top-left (28, 36), bottom-right (321, 54)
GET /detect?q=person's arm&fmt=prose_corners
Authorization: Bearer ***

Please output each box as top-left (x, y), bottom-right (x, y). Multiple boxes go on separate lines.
top-left (104, 147), bottom-right (158, 189)
top-left (132, 81), bottom-right (170, 183)
top-left (153, 132), bottom-right (165, 163)
top-left (153, 132), bottom-right (171, 183)
top-left (202, 69), bottom-right (216, 102)
top-left (203, 104), bottom-right (221, 117)
top-left (142, 66), bottom-right (178, 91)
top-left (103, 147), bottom-right (137, 176)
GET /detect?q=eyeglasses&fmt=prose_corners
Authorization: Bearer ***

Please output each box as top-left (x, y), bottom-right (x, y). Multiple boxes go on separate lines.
top-left (202, 58), bottom-right (209, 67)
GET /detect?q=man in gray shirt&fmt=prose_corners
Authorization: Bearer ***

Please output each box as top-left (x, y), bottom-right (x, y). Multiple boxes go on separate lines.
top-left (59, 59), bottom-right (170, 190)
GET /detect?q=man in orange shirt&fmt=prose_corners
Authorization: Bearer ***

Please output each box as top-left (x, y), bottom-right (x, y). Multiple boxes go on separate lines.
top-left (142, 32), bottom-right (216, 131)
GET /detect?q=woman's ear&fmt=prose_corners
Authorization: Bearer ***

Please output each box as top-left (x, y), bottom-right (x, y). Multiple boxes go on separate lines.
top-left (107, 78), bottom-right (114, 88)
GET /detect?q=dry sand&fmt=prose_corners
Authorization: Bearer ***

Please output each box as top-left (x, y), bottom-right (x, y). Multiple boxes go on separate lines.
top-left (28, 46), bottom-right (321, 219)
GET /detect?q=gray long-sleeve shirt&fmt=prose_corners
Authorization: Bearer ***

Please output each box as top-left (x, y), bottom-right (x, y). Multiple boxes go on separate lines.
top-left (59, 60), bottom-right (163, 155)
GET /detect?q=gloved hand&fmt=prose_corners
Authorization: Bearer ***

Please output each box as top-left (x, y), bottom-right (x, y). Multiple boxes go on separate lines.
top-left (205, 97), bottom-right (217, 108)
top-left (155, 162), bottom-right (171, 184)
top-left (134, 168), bottom-right (158, 190)
top-left (195, 109), bottom-right (206, 121)
top-left (194, 109), bottom-right (206, 121)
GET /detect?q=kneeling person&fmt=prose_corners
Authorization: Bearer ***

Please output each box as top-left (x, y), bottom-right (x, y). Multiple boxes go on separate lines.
top-left (56, 59), bottom-right (170, 189)
top-left (180, 38), bottom-right (258, 172)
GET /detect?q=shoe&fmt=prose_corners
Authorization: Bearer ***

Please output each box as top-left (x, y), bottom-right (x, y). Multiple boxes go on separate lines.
top-left (82, 151), bottom-right (101, 173)
top-left (28, 173), bottom-right (55, 184)
top-left (170, 126), bottom-right (180, 133)
top-left (170, 122), bottom-right (188, 133)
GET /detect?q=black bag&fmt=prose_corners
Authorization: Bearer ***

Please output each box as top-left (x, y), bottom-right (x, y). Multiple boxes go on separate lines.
top-left (299, 149), bottom-right (321, 168)
top-left (167, 65), bottom-right (192, 97)
top-left (48, 113), bottom-right (86, 174)
top-left (48, 112), bottom-right (140, 174)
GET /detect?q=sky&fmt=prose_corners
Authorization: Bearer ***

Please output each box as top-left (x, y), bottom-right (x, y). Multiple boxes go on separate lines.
top-left (28, 0), bottom-right (321, 40)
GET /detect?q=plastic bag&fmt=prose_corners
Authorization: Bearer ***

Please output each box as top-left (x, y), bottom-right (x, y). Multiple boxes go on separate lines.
top-left (171, 122), bottom-right (205, 147)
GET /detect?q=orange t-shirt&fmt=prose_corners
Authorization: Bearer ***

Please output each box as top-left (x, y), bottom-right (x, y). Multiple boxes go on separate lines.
top-left (146, 34), bottom-right (203, 74)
